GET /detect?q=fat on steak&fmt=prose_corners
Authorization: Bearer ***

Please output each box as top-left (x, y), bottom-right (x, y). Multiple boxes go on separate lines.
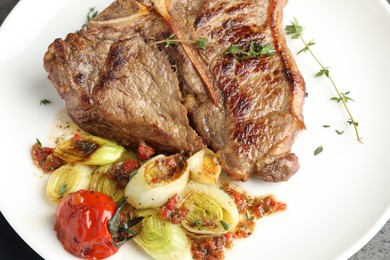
top-left (44, 0), bottom-right (305, 182)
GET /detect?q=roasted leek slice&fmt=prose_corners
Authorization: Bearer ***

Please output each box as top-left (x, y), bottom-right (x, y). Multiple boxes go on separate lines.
top-left (89, 165), bottom-right (124, 202)
top-left (53, 134), bottom-right (125, 165)
top-left (46, 164), bottom-right (92, 203)
top-left (187, 148), bottom-right (221, 184)
top-left (134, 209), bottom-right (192, 260)
top-left (125, 154), bottom-right (189, 209)
top-left (179, 181), bottom-right (239, 235)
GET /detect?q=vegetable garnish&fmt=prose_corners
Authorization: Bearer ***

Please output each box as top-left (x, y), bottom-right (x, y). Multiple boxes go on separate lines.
top-left (33, 132), bottom-right (288, 259)
top-left (46, 164), bottom-right (92, 203)
top-left (134, 209), bottom-right (192, 260)
top-left (179, 181), bottom-right (239, 235)
top-left (153, 34), bottom-right (276, 59)
top-left (32, 139), bottom-right (64, 173)
top-left (187, 148), bottom-right (221, 184)
top-left (125, 154), bottom-right (189, 209)
top-left (285, 18), bottom-right (362, 143)
top-left (53, 134), bottom-right (125, 165)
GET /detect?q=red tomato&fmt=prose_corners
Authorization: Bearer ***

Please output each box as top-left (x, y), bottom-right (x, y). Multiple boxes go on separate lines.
top-left (137, 140), bottom-right (155, 160)
top-left (55, 190), bottom-right (118, 259)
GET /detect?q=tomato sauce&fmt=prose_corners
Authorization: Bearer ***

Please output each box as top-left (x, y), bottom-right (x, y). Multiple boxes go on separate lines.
top-left (160, 194), bottom-right (188, 224)
top-left (189, 184), bottom-right (287, 259)
top-left (31, 141), bottom-right (64, 173)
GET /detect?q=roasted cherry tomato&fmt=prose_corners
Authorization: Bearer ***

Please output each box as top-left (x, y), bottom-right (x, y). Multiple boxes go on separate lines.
top-left (55, 190), bottom-right (118, 259)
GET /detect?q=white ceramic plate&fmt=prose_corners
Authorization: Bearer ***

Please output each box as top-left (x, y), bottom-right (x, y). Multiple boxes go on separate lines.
top-left (0, 0), bottom-right (389, 259)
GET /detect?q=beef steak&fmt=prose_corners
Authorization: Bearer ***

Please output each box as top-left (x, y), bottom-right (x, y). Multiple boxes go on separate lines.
top-left (44, 0), bottom-right (305, 182)
top-left (44, 0), bottom-right (204, 153)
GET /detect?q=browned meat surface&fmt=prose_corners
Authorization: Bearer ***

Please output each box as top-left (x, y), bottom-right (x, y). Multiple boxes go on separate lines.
top-left (44, 0), bottom-right (305, 182)
top-left (44, 0), bottom-right (204, 153)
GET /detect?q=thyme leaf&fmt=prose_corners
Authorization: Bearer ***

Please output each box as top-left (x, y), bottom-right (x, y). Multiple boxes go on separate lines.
top-left (108, 199), bottom-right (143, 247)
top-left (40, 99), bottom-right (51, 105)
top-left (245, 211), bottom-right (252, 220)
top-left (315, 67), bottom-right (330, 78)
top-left (59, 184), bottom-right (67, 196)
top-left (330, 91), bottom-right (354, 103)
top-left (225, 42), bottom-right (276, 58)
top-left (195, 38), bottom-right (208, 50)
top-left (285, 18), bottom-right (362, 143)
top-left (82, 7), bottom-right (98, 28)
top-left (347, 119), bottom-right (359, 127)
top-left (164, 34), bottom-right (178, 47)
top-left (154, 35), bottom-right (275, 60)
top-left (297, 39), bottom-right (315, 55)
top-left (36, 138), bottom-right (42, 147)
top-left (314, 145), bottom-right (323, 156)
top-left (285, 18), bottom-right (304, 39)
top-left (220, 220), bottom-right (230, 231)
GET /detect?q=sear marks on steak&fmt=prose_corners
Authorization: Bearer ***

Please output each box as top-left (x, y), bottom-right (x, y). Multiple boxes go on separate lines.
top-left (153, 0), bottom-right (305, 181)
top-left (44, 0), bottom-right (205, 154)
top-left (44, 0), bottom-right (305, 182)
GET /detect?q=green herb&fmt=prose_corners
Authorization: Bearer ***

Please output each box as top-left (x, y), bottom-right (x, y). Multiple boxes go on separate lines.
top-left (225, 42), bottom-right (276, 58)
top-left (40, 99), bottom-right (51, 105)
top-left (36, 138), bottom-right (42, 147)
top-left (335, 130), bottom-right (345, 135)
top-left (314, 145), bottom-right (323, 156)
top-left (245, 211), bottom-right (251, 220)
top-left (196, 38), bottom-right (208, 50)
top-left (162, 34), bottom-right (177, 47)
top-left (82, 7), bottom-right (98, 28)
top-left (225, 44), bottom-right (242, 54)
top-left (323, 125), bottom-right (331, 128)
top-left (315, 67), bottom-right (330, 78)
top-left (220, 220), bottom-right (230, 231)
top-left (129, 170), bottom-right (138, 180)
top-left (297, 39), bottom-right (315, 55)
top-left (154, 35), bottom-right (275, 59)
top-left (347, 119), bottom-right (359, 127)
top-left (108, 199), bottom-right (143, 247)
top-left (59, 184), bottom-right (67, 196)
top-left (330, 91), bottom-right (354, 103)
top-left (285, 18), bottom-right (362, 143)
top-left (154, 34), bottom-right (209, 49)
top-left (193, 220), bottom-right (202, 226)
top-left (75, 139), bottom-right (98, 154)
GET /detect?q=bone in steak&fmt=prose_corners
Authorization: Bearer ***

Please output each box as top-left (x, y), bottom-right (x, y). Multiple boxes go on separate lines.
top-left (44, 0), bottom-right (305, 182)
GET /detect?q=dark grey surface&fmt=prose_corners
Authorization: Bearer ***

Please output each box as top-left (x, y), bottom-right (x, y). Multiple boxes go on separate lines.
top-left (0, 0), bottom-right (389, 259)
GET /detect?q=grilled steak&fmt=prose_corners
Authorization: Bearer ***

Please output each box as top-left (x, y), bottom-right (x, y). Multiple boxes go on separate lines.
top-left (44, 0), bottom-right (204, 153)
top-left (44, 0), bottom-right (305, 182)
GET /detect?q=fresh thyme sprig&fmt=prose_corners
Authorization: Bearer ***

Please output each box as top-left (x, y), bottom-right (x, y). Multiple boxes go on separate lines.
top-left (82, 7), bottom-right (99, 28)
top-left (153, 34), bottom-right (276, 59)
top-left (153, 34), bottom-right (209, 49)
top-left (225, 41), bottom-right (276, 58)
top-left (285, 18), bottom-right (362, 143)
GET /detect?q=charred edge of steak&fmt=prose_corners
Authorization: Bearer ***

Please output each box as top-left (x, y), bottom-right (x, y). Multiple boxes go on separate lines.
top-left (269, 0), bottom-right (306, 128)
